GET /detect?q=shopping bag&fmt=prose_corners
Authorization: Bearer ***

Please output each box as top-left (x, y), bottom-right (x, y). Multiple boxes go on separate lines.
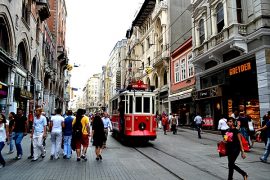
top-left (217, 141), bottom-right (227, 157)
top-left (240, 134), bottom-right (250, 152)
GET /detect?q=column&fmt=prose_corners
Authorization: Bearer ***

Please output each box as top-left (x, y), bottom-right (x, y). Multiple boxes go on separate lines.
top-left (229, 0), bottom-right (237, 24)
top-left (211, 7), bottom-right (217, 35)
top-left (256, 48), bottom-right (270, 124)
top-left (8, 68), bottom-right (16, 114)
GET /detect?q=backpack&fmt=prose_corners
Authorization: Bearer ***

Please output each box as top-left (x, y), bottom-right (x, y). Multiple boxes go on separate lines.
top-left (73, 121), bottom-right (82, 138)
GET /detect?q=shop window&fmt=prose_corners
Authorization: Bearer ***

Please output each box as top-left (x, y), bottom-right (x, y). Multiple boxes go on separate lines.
top-left (199, 19), bottom-right (205, 44)
top-left (135, 97), bottom-right (142, 113)
top-left (216, 3), bottom-right (224, 33)
top-left (144, 97), bottom-right (150, 113)
top-left (174, 61), bottom-right (180, 83)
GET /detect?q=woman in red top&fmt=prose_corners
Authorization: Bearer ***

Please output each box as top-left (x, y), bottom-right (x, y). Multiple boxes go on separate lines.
top-left (161, 114), bottom-right (168, 135)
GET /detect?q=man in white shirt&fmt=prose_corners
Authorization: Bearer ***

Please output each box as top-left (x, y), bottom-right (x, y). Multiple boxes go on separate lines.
top-left (102, 112), bottom-right (112, 148)
top-left (49, 108), bottom-right (64, 160)
top-left (30, 108), bottom-right (47, 161)
top-left (194, 113), bottom-right (203, 139)
top-left (218, 115), bottom-right (229, 137)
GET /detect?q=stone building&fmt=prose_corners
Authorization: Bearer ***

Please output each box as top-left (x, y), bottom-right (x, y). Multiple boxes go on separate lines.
top-left (191, 0), bottom-right (270, 128)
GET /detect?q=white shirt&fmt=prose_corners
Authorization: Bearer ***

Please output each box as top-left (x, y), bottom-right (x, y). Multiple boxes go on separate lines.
top-left (194, 115), bottom-right (203, 124)
top-left (102, 117), bottom-right (112, 130)
top-left (33, 115), bottom-right (47, 136)
top-left (0, 122), bottom-right (8, 142)
top-left (218, 118), bottom-right (229, 130)
top-left (50, 114), bottom-right (64, 133)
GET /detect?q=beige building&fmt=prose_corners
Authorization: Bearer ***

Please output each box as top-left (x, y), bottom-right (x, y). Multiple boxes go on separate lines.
top-left (85, 74), bottom-right (101, 113)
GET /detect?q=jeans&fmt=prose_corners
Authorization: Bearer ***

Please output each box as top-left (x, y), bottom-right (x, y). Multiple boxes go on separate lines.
top-left (63, 136), bottom-right (72, 158)
top-left (33, 134), bottom-right (45, 160)
top-left (0, 142), bottom-right (5, 166)
top-left (227, 149), bottom-right (246, 180)
top-left (9, 132), bottom-right (15, 152)
top-left (196, 124), bottom-right (202, 138)
top-left (14, 132), bottom-right (24, 156)
top-left (51, 132), bottom-right (62, 159)
top-left (261, 137), bottom-right (270, 161)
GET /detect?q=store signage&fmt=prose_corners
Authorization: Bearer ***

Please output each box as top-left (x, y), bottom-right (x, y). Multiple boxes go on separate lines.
top-left (193, 86), bottom-right (221, 100)
top-left (132, 80), bottom-right (147, 89)
top-left (229, 62), bottom-right (251, 76)
top-left (14, 88), bottom-right (33, 100)
top-left (0, 84), bottom-right (8, 98)
top-left (198, 89), bottom-right (210, 99)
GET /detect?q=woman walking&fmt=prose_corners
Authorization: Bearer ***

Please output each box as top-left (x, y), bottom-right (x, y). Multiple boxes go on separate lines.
top-left (92, 115), bottom-right (105, 161)
top-left (0, 114), bottom-right (9, 168)
top-left (226, 117), bottom-right (248, 180)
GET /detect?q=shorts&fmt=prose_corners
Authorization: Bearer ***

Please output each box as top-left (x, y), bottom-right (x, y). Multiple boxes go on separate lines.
top-left (75, 134), bottom-right (89, 149)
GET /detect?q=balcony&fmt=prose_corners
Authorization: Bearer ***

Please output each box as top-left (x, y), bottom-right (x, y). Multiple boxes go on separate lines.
top-left (152, 1), bottom-right (168, 20)
top-left (36, 0), bottom-right (50, 21)
top-left (153, 49), bottom-right (169, 68)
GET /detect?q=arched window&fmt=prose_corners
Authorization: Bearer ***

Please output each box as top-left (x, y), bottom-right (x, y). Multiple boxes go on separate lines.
top-left (216, 3), bottom-right (224, 33)
top-left (163, 70), bottom-right (167, 85)
top-left (17, 42), bottom-right (27, 70)
top-left (155, 76), bottom-right (158, 88)
top-left (199, 19), bottom-right (205, 44)
top-left (0, 18), bottom-right (10, 53)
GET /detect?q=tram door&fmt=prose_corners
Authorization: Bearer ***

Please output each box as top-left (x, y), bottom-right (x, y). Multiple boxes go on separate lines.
top-left (119, 95), bottom-right (125, 135)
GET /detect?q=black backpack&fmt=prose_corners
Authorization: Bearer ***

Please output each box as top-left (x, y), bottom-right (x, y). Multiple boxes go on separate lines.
top-left (73, 121), bottom-right (82, 138)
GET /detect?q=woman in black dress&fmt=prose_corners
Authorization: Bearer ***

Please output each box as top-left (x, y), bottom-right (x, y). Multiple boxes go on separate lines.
top-left (92, 115), bottom-right (105, 161)
top-left (226, 117), bottom-right (248, 180)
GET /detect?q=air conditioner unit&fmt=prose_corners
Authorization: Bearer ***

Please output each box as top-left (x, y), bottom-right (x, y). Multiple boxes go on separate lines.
top-left (36, 83), bottom-right (42, 92)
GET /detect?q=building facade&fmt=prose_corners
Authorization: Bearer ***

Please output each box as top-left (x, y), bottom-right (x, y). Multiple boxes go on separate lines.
top-left (191, 0), bottom-right (270, 128)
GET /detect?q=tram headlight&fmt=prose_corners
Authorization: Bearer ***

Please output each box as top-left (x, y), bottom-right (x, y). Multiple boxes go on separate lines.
top-left (139, 122), bottom-right (146, 130)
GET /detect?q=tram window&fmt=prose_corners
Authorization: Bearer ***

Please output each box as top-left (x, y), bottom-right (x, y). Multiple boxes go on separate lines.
top-left (152, 97), bottom-right (155, 114)
top-left (129, 95), bottom-right (133, 113)
top-left (144, 97), bottom-right (150, 113)
top-left (125, 96), bottom-right (128, 113)
top-left (136, 97), bottom-right (142, 113)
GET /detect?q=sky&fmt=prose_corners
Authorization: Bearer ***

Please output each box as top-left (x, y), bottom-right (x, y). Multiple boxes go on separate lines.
top-left (65, 0), bottom-right (144, 90)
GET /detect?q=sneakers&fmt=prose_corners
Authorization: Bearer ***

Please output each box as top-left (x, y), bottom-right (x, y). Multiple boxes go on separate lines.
top-left (41, 153), bottom-right (46, 159)
top-left (63, 155), bottom-right (67, 159)
top-left (81, 155), bottom-right (87, 161)
top-left (28, 155), bottom-right (34, 159)
top-left (260, 157), bottom-right (267, 163)
top-left (77, 157), bottom-right (81, 161)
top-left (14, 155), bottom-right (22, 160)
top-left (31, 158), bottom-right (38, 162)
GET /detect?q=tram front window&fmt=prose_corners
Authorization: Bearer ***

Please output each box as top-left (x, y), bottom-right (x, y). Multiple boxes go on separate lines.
top-left (136, 97), bottom-right (142, 113)
top-left (129, 95), bottom-right (133, 113)
top-left (144, 97), bottom-right (150, 113)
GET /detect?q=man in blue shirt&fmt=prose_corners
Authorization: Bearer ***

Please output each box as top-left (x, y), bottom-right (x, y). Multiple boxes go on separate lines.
top-left (30, 108), bottom-right (47, 161)
top-left (63, 110), bottom-right (74, 159)
top-left (257, 119), bottom-right (270, 163)
top-left (102, 112), bottom-right (112, 148)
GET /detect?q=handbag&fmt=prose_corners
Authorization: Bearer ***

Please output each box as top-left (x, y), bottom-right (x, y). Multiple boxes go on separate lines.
top-left (217, 141), bottom-right (227, 157)
top-left (240, 134), bottom-right (250, 152)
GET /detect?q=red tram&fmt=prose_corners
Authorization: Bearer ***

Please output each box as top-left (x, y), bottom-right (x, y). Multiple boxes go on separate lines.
top-left (110, 80), bottom-right (157, 142)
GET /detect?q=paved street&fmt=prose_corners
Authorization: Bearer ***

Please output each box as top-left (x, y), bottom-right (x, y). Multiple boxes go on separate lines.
top-left (0, 128), bottom-right (269, 180)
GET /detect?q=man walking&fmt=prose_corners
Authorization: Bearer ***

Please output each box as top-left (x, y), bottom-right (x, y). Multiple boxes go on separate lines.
top-left (30, 108), bottom-right (47, 161)
top-left (63, 110), bottom-right (74, 159)
top-left (13, 108), bottom-right (27, 160)
top-left (102, 112), bottom-right (112, 148)
top-left (218, 115), bottom-right (229, 137)
top-left (194, 113), bottom-right (203, 139)
top-left (50, 108), bottom-right (64, 160)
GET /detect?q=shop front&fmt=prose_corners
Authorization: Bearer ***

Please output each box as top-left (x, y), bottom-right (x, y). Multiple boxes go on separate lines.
top-left (192, 86), bottom-right (223, 129)
top-left (14, 87), bottom-right (33, 115)
top-left (223, 59), bottom-right (260, 127)
top-left (169, 88), bottom-right (195, 125)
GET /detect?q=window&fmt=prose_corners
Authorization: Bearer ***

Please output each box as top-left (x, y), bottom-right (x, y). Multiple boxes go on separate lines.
top-left (135, 97), bottom-right (142, 113)
top-left (148, 57), bottom-right (150, 66)
top-left (175, 61), bottom-right (180, 83)
top-left (155, 76), bottom-right (158, 88)
top-left (163, 71), bottom-right (167, 85)
top-left (147, 37), bottom-right (150, 49)
top-left (181, 59), bottom-right (186, 80)
top-left (216, 3), bottom-right (224, 33)
top-left (236, 0), bottom-right (242, 23)
top-left (141, 44), bottom-right (144, 54)
top-left (188, 53), bottom-right (194, 77)
top-left (144, 97), bottom-right (150, 113)
top-left (199, 19), bottom-right (205, 44)
top-left (129, 96), bottom-right (133, 113)
top-left (0, 18), bottom-right (10, 53)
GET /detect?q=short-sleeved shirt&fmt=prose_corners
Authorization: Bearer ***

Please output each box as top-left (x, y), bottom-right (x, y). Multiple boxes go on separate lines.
top-left (50, 115), bottom-right (64, 133)
top-left (194, 115), bottom-right (202, 125)
top-left (13, 115), bottom-right (27, 133)
top-left (33, 115), bottom-right (47, 136)
top-left (72, 116), bottom-right (89, 135)
top-left (64, 116), bottom-right (74, 136)
top-left (0, 122), bottom-right (9, 142)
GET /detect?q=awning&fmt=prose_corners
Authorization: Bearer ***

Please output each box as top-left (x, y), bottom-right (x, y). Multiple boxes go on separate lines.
top-left (169, 88), bottom-right (193, 101)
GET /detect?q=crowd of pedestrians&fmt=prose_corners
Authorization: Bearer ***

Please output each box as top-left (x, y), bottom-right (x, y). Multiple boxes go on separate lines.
top-left (0, 107), bottom-right (112, 168)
